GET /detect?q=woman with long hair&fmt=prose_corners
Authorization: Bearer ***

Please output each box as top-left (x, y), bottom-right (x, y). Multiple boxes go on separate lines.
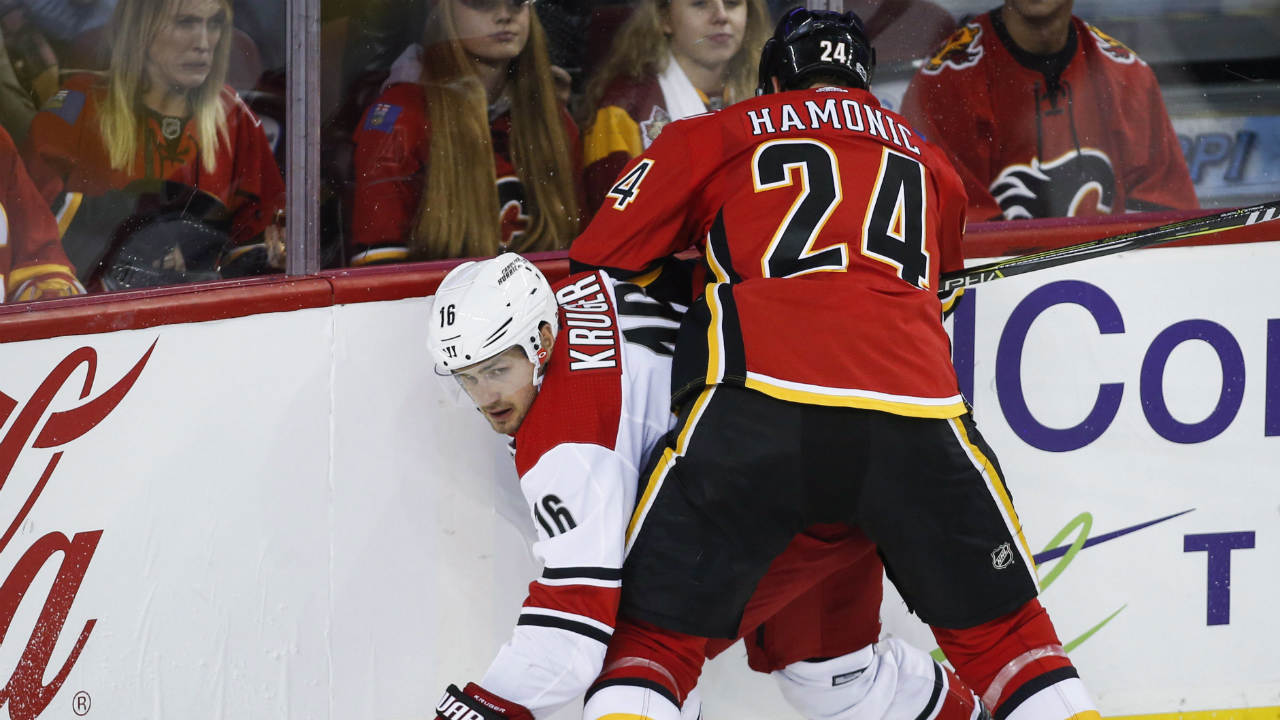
top-left (23, 0), bottom-right (286, 285)
top-left (349, 0), bottom-right (581, 264)
top-left (581, 0), bottom-right (770, 214)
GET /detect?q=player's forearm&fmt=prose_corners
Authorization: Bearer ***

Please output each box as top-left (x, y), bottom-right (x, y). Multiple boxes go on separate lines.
top-left (480, 626), bottom-right (610, 717)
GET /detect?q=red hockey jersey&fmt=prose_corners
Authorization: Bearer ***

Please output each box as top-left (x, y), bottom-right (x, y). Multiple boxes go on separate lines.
top-left (0, 126), bottom-right (80, 302)
top-left (23, 72), bottom-right (285, 251)
top-left (350, 82), bottom-right (581, 266)
top-left (570, 86), bottom-right (968, 419)
top-left (583, 75), bottom-right (670, 217)
top-left (900, 11), bottom-right (1198, 221)
top-left (480, 270), bottom-right (679, 714)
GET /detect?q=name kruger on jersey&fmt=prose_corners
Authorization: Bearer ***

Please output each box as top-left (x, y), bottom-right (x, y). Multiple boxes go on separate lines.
top-left (480, 271), bottom-right (679, 716)
top-left (556, 274), bottom-right (622, 371)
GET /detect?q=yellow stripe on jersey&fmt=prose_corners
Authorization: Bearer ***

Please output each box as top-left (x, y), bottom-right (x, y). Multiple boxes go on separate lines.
top-left (1069, 713), bottom-right (1103, 720)
top-left (702, 234), bottom-right (734, 386)
top-left (744, 375), bottom-right (968, 418)
top-left (625, 387), bottom-right (715, 549)
top-left (703, 286), bottom-right (726, 386)
top-left (54, 191), bottom-right (83, 237)
top-left (584, 106), bottom-right (644, 166)
top-left (7, 263), bottom-right (76, 287)
top-left (627, 265), bottom-right (663, 288)
top-left (596, 715), bottom-right (659, 720)
top-left (349, 246), bottom-right (409, 266)
top-left (225, 243), bottom-right (263, 262)
top-left (949, 416), bottom-right (1037, 573)
top-left (940, 286), bottom-right (965, 314)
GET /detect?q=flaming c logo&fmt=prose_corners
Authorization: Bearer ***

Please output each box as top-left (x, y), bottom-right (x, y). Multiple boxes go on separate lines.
top-left (1088, 25), bottom-right (1139, 65)
top-left (990, 149), bottom-right (1117, 220)
top-left (922, 22), bottom-right (984, 75)
top-left (0, 340), bottom-right (155, 719)
top-left (497, 175), bottom-right (530, 251)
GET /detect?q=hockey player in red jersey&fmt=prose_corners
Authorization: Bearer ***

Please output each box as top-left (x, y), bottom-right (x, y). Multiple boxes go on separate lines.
top-left (900, 0), bottom-right (1197, 221)
top-left (425, 254), bottom-right (989, 720)
top-left (0, 125), bottom-right (82, 302)
top-left (569, 9), bottom-right (1098, 720)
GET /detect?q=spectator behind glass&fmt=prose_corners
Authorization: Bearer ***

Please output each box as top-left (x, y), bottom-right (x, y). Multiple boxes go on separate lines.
top-left (843, 0), bottom-right (954, 66)
top-left (14, 0), bottom-right (113, 47)
top-left (900, 0), bottom-right (1197, 221)
top-left (0, 123), bottom-right (81, 301)
top-left (0, 25), bottom-right (38, 144)
top-left (349, 0), bottom-right (580, 265)
top-left (580, 0), bottom-right (769, 215)
top-left (22, 0), bottom-right (286, 290)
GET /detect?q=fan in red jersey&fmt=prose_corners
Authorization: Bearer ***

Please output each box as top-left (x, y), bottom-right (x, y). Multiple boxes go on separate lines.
top-left (22, 0), bottom-right (285, 287)
top-left (424, 254), bottom-right (989, 720)
top-left (579, 0), bottom-right (772, 216)
top-left (0, 124), bottom-right (81, 302)
top-left (900, 0), bottom-right (1197, 221)
top-left (349, 0), bottom-right (581, 266)
top-left (569, 8), bottom-right (1099, 720)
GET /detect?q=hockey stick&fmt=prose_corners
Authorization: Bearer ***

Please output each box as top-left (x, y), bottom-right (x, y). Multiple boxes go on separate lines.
top-left (938, 199), bottom-right (1280, 296)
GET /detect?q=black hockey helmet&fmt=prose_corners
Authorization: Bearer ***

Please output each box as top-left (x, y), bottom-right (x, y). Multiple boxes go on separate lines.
top-left (756, 7), bottom-right (876, 95)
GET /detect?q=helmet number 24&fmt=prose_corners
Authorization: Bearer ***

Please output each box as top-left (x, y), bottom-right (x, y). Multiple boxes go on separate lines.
top-left (819, 40), bottom-right (848, 63)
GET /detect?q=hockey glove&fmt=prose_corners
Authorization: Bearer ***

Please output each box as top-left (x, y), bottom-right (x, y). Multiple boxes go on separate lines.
top-left (435, 683), bottom-right (534, 720)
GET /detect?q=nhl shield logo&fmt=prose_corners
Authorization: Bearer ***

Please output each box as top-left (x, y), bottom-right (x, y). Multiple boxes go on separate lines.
top-left (991, 542), bottom-right (1015, 570)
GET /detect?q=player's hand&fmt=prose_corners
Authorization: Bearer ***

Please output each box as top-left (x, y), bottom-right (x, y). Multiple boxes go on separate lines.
top-left (434, 683), bottom-right (533, 720)
top-left (264, 224), bottom-right (286, 270)
top-left (156, 245), bottom-right (187, 273)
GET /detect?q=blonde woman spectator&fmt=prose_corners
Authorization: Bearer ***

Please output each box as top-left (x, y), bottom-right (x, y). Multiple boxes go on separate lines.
top-left (348, 0), bottom-right (581, 265)
top-left (23, 0), bottom-right (286, 282)
top-left (580, 0), bottom-right (770, 215)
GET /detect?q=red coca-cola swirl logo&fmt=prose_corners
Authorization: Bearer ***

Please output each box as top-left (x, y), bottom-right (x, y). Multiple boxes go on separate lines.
top-left (0, 341), bottom-right (155, 719)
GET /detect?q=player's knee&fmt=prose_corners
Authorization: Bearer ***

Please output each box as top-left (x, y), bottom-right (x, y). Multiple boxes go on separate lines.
top-left (775, 640), bottom-right (990, 720)
top-left (583, 680), bottom-right (685, 720)
top-left (599, 618), bottom-right (707, 703)
top-left (584, 656), bottom-right (688, 720)
top-left (772, 644), bottom-right (881, 720)
top-left (878, 639), bottom-right (988, 720)
top-left (932, 599), bottom-right (1097, 720)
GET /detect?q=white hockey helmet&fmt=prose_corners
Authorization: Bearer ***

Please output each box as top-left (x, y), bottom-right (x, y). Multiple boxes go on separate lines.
top-left (427, 253), bottom-right (560, 374)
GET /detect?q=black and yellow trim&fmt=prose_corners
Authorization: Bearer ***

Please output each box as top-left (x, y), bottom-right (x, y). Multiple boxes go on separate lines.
top-left (626, 387), bottom-right (716, 549)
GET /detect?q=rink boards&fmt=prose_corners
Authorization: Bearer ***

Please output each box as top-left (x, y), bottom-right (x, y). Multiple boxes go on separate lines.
top-left (0, 236), bottom-right (1275, 719)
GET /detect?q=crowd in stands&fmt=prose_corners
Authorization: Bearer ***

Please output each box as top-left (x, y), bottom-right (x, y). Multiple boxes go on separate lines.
top-left (0, 0), bottom-right (1201, 302)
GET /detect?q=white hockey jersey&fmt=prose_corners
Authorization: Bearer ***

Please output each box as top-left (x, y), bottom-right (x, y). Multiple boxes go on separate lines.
top-left (479, 270), bottom-right (683, 717)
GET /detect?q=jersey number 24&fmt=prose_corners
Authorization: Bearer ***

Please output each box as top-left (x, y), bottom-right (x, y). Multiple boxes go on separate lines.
top-left (753, 139), bottom-right (930, 288)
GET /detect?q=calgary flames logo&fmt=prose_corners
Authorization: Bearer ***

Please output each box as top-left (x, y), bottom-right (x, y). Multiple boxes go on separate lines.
top-left (990, 149), bottom-right (1117, 219)
top-left (497, 175), bottom-right (530, 251)
top-left (0, 341), bottom-right (155, 719)
top-left (1088, 25), bottom-right (1140, 65)
top-left (922, 22), bottom-right (984, 75)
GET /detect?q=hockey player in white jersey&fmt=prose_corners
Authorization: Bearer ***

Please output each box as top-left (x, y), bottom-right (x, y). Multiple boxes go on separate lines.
top-left (426, 253), bottom-right (989, 720)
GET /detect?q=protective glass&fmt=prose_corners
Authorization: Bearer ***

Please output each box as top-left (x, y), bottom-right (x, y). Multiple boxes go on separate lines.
top-left (456, 0), bottom-right (535, 13)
